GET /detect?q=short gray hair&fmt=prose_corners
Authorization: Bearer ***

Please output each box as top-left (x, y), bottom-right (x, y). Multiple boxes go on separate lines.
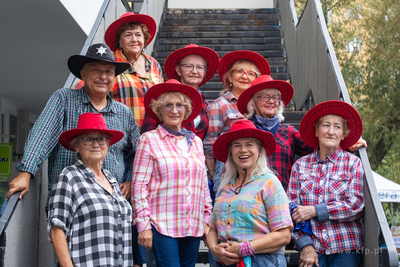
top-left (244, 89), bottom-right (285, 122)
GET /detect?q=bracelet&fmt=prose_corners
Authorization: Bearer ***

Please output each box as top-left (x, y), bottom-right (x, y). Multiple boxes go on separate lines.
top-left (239, 241), bottom-right (255, 257)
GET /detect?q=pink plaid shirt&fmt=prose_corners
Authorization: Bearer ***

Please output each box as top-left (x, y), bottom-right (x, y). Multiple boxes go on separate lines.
top-left (287, 147), bottom-right (364, 254)
top-left (132, 125), bottom-right (212, 238)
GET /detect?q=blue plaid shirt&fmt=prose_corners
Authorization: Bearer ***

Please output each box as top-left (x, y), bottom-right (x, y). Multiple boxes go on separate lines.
top-left (16, 87), bottom-right (140, 195)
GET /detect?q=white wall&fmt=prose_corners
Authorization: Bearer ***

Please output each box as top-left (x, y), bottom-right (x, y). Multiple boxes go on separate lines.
top-left (168, 0), bottom-right (274, 9)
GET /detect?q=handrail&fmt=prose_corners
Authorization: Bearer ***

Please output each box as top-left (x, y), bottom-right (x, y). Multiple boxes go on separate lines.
top-left (278, 0), bottom-right (398, 266)
top-left (63, 0), bottom-right (112, 89)
top-left (0, 193), bottom-right (20, 238)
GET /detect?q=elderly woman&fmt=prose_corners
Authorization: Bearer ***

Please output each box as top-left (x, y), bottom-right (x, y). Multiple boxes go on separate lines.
top-left (132, 79), bottom-right (212, 267)
top-left (237, 75), bottom-right (313, 190)
top-left (203, 50), bottom-right (271, 198)
top-left (287, 101), bottom-right (365, 267)
top-left (48, 113), bottom-right (132, 266)
top-left (207, 120), bottom-right (293, 267)
top-left (141, 44), bottom-right (219, 140)
top-left (104, 12), bottom-right (163, 128)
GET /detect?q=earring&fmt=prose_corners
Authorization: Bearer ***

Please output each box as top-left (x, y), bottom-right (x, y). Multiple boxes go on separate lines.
top-left (230, 83), bottom-right (233, 87)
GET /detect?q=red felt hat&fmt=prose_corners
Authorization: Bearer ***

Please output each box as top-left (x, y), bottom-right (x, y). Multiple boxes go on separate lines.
top-left (164, 44), bottom-right (219, 87)
top-left (218, 50), bottom-right (271, 87)
top-left (299, 100), bottom-right (363, 150)
top-left (144, 79), bottom-right (203, 125)
top-left (237, 75), bottom-right (294, 114)
top-left (104, 12), bottom-right (157, 52)
top-left (59, 113), bottom-right (124, 151)
top-left (213, 120), bottom-right (276, 163)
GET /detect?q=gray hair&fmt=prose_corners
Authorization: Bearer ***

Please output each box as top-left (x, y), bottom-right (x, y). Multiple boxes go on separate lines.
top-left (218, 138), bottom-right (276, 192)
top-left (244, 89), bottom-right (285, 122)
top-left (70, 135), bottom-right (82, 160)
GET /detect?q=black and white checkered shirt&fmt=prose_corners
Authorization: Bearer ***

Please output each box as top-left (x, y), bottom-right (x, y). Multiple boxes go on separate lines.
top-left (48, 160), bottom-right (133, 266)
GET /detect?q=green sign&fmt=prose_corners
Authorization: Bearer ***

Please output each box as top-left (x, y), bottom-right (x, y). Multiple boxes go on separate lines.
top-left (0, 144), bottom-right (12, 176)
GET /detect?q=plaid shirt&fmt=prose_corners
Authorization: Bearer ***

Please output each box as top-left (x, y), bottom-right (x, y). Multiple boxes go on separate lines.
top-left (211, 173), bottom-right (292, 251)
top-left (269, 124), bottom-right (314, 191)
top-left (287, 147), bottom-right (364, 254)
top-left (140, 89), bottom-right (209, 140)
top-left (112, 49), bottom-right (163, 128)
top-left (132, 125), bottom-right (212, 238)
top-left (48, 160), bottom-right (133, 266)
top-left (16, 88), bottom-right (140, 196)
top-left (204, 91), bottom-right (245, 159)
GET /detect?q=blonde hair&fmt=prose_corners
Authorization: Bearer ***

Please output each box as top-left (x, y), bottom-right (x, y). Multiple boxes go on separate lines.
top-left (218, 138), bottom-right (276, 192)
top-left (244, 89), bottom-right (285, 122)
top-left (221, 59), bottom-right (261, 94)
top-left (150, 92), bottom-right (193, 122)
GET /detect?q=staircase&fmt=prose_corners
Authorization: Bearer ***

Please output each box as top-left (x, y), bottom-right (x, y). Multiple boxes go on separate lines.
top-left (152, 8), bottom-right (289, 102)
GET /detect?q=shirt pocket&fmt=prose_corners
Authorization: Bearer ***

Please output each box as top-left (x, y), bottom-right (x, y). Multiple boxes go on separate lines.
top-left (299, 174), bottom-right (315, 195)
top-left (329, 174), bottom-right (351, 196)
top-left (235, 199), bottom-right (259, 228)
top-left (226, 113), bottom-right (245, 127)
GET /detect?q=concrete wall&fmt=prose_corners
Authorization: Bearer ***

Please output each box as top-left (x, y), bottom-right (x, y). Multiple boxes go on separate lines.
top-left (168, 0), bottom-right (274, 9)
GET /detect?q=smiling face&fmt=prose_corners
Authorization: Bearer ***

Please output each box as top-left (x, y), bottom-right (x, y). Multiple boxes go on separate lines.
top-left (228, 60), bottom-right (260, 97)
top-left (229, 138), bottom-right (262, 172)
top-left (175, 54), bottom-right (207, 88)
top-left (160, 95), bottom-right (186, 131)
top-left (254, 89), bottom-right (281, 118)
top-left (74, 132), bottom-right (109, 165)
top-left (315, 114), bottom-right (345, 152)
top-left (80, 62), bottom-right (116, 99)
top-left (118, 26), bottom-right (145, 58)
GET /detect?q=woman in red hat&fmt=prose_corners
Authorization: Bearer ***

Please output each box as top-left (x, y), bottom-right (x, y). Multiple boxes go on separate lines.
top-left (48, 113), bottom-right (133, 266)
top-left (203, 51), bottom-right (271, 201)
top-left (287, 101), bottom-right (365, 267)
top-left (104, 12), bottom-right (163, 129)
top-left (132, 80), bottom-right (212, 267)
top-left (207, 120), bottom-right (293, 267)
top-left (141, 44), bottom-right (219, 141)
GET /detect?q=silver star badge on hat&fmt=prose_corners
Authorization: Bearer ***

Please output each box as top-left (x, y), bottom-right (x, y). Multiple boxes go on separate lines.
top-left (96, 46), bottom-right (107, 56)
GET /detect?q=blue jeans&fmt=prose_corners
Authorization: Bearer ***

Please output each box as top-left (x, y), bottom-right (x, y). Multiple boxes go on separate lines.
top-left (316, 250), bottom-right (362, 267)
top-left (151, 226), bottom-right (201, 267)
top-left (216, 253), bottom-right (286, 267)
top-left (132, 225), bottom-right (147, 265)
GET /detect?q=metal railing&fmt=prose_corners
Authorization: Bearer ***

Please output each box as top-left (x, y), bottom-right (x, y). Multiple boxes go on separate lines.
top-left (0, 193), bottom-right (19, 267)
top-left (278, 0), bottom-right (398, 266)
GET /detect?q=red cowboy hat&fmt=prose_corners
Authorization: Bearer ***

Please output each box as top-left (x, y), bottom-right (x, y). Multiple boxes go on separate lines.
top-left (299, 100), bottom-right (363, 150)
top-left (104, 12), bottom-right (157, 52)
top-left (164, 44), bottom-right (219, 87)
top-left (59, 113), bottom-right (124, 151)
top-left (218, 51), bottom-right (271, 87)
top-left (237, 75), bottom-right (294, 114)
top-left (213, 120), bottom-right (276, 163)
top-left (144, 79), bottom-right (203, 125)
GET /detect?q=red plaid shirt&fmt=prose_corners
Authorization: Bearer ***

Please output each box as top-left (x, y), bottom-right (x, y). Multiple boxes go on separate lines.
top-left (287, 147), bottom-right (364, 254)
top-left (140, 90), bottom-right (209, 140)
top-left (269, 124), bottom-right (314, 191)
top-left (112, 49), bottom-right (163, 128)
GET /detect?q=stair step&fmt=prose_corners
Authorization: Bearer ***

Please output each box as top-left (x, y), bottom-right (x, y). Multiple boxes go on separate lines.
top-left (154, 57), bottom-right (288, 67)
top-left (160, 25), bottom-right (281, 32)
top-left (162, 19), bottom-right (280, 26)
top-left (165, 13), bottom-right (281, 20)
top-left (156, 44), bottom-right (283, 52)
top-left (154, 50), bottom-right (284, 58)
top-left (166, 8), bottom-right (280, 15)
top-left (158, 37), bottom-right (282, 45)
top-left (158, 31), bottom-right (282, 38)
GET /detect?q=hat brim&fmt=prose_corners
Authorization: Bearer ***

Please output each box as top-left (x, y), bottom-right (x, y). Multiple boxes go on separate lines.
top-left (144, 83), bottom-right (203, 125)
top-left (218, 51), bottom-right (271, 86)
top-left (68, 55), bottom-right (130, 79)
top-left (213, 128), bottom-right (276, 163)
top-left (237, 80), bottom-right (294, 114)
top-left (299, 100), bottom-right (363, 150)
top-left (164, 46), bottom-right (219, 87)
top-left (59, 128), bottom-right (124, 151)
top-left (105, 14), bottom-right (157, 52)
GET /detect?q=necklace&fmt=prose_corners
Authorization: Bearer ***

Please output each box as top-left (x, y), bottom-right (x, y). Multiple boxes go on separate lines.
top-left (96, 172), bottom-right (106, 182)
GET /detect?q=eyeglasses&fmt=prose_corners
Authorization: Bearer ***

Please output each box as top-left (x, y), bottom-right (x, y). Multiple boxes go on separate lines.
top-left (163, 103), bottom-right (186, 112)
top-left (81, 136), bottom-right (110, 146)
top-left (232, 69), bottom-right (258, 79)
top-left (256, 94), bottom-right (281, 103)
top-left (179, 64), bottom-right (206, 73)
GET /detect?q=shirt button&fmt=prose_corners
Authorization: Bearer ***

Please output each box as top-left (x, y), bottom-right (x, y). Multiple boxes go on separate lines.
top-left (118, 213), bottom-right (121, 217)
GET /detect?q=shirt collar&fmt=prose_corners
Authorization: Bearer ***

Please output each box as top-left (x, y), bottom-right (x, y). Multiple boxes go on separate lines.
top-left (314, 146), bottom-right (343, 164)
top-left (80, 87), bottom-right (116, 113)
top-left (74, 160), bottom-right (118, 185)
top-left (156, 124), bottom-right (195, 141)
top-left (115, 49), bottom-right (151, 75)
top-left (223, 91), bottom-right (237, 102)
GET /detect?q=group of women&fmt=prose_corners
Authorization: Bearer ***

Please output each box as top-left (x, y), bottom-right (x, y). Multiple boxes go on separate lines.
top-left (48, 11), bottom-right (366, 267)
